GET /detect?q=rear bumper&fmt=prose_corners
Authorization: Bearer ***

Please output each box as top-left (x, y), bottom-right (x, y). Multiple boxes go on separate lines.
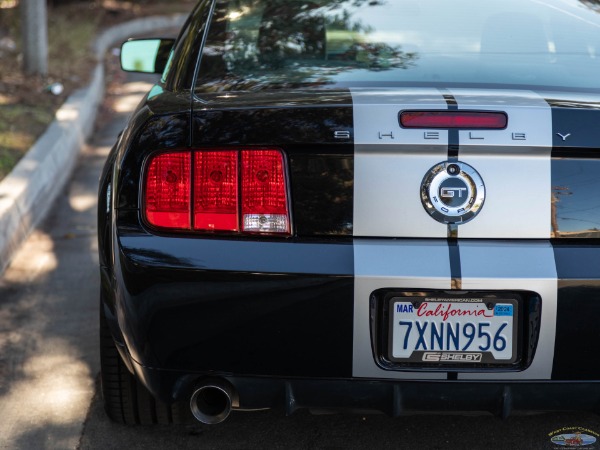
top-left (221, 377), bottom-right (600, 417)
top-left (105, 212), bottom-right (600, 411)
top-left (129, 359), bottom-right (600, 417)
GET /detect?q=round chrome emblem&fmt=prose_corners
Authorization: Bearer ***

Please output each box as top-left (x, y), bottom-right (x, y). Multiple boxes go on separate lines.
top-left (421, 161), bottom-right (485, 224)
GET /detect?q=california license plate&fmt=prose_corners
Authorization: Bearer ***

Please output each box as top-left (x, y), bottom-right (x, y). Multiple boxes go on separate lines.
top-left (389, 296), bottom-right (518, 365)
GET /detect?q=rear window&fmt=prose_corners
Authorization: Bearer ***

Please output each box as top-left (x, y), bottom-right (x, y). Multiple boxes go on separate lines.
top-left (194, 0), bottom-right (600, 92)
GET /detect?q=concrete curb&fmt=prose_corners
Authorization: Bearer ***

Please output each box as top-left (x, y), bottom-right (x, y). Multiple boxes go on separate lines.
top-left (0, 14), bottom-right (186, 276)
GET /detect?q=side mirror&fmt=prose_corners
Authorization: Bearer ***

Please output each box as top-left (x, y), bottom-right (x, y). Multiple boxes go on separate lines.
top-left (120, 38), bottom-right (175, 74)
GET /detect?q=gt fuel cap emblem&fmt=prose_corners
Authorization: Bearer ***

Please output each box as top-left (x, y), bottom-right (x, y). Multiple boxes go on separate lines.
top-left (421, 161), bottom-right (485, 224)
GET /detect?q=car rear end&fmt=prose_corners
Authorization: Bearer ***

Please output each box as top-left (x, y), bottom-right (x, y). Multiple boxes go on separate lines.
top-left (100, 0), bottom-right (600, 424)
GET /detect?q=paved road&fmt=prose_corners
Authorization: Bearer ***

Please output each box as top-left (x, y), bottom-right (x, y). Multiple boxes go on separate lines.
top-left (1, 71), bottom-right (600, 450)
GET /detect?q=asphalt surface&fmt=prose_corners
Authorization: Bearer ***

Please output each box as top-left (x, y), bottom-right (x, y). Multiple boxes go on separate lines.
top-left (1, 72), bottom-right (600, 450)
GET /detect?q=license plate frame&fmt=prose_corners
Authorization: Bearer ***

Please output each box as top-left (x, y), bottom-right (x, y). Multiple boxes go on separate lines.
top-left (386, 294), bottom-right (519, 366)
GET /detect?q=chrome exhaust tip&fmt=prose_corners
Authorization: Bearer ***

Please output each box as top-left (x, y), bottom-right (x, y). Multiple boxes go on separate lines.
top-left (189, 379), bottom-right (237, 425)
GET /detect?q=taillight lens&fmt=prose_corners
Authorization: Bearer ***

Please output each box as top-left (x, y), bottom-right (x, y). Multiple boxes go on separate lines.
top-left (194, 151), bottom-right (239, 231)
top-left (242, 150), bottom-right (290, 234)
top-left (399, 111), bottom-right (507, 129)
top-left (145, 152), bottom-right (191, 229)
top-left (143, 148), bottom-right (290, 235)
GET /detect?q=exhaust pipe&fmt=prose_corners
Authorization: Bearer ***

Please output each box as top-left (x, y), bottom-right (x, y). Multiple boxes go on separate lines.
top-left (189, 379), bottom-right (238, 425)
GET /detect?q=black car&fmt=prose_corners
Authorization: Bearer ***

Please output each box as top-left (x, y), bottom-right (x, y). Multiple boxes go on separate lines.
top-left (99, 0), bottom-right (600, 425)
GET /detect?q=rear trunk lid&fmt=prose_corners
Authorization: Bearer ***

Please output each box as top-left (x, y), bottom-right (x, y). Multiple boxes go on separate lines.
top-left (191, 88), bottom-right (600, 239)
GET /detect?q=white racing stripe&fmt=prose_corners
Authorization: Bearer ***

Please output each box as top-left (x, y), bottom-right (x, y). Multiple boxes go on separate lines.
top-left (353, 239), bottom-right (451, 380)
top-left (351, 88), bottom-right (449, 239)
top-left (351, 88), bottom-right (557, 380)
top-left (449, 89), bottom-right (553, 239)
top-left (458, 240), bottom-right (557, 380)
top-left (351, 88), bottom-right (451, 379)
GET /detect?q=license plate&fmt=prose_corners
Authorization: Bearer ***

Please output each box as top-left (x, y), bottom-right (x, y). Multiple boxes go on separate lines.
top-left (389, 296), bottom-right (518, 365)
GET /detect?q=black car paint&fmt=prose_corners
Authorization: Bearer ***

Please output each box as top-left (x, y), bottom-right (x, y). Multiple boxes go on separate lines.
top-left (553, 244), bottom-right (600, 380)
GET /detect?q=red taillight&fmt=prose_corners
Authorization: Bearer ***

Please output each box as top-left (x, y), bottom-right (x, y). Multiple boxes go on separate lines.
top-left (241, 150), bottom-right (290, 234)
top-left (399, 111), bottom-right (507, 129)
top-left (143, 149), bottom-right (290, 235)
top-left (145, 152), bottom-right (191, 229)
top-left (194, 151), bottom-right (239, 231)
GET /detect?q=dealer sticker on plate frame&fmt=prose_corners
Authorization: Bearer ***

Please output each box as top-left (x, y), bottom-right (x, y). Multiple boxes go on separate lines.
top-left (388, 296), bottom-right (518, 365)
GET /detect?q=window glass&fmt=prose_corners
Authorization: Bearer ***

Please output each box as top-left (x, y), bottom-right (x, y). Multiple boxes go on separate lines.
top-left (194, 0), bottom-right (600, 92)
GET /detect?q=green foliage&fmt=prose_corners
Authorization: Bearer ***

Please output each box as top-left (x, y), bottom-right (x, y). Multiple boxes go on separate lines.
top-left (0, 104), bottom-right (54, 179)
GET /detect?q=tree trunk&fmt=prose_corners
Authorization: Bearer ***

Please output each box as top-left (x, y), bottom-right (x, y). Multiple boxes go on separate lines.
top-left (21, 0), bottom-right (48, 76)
